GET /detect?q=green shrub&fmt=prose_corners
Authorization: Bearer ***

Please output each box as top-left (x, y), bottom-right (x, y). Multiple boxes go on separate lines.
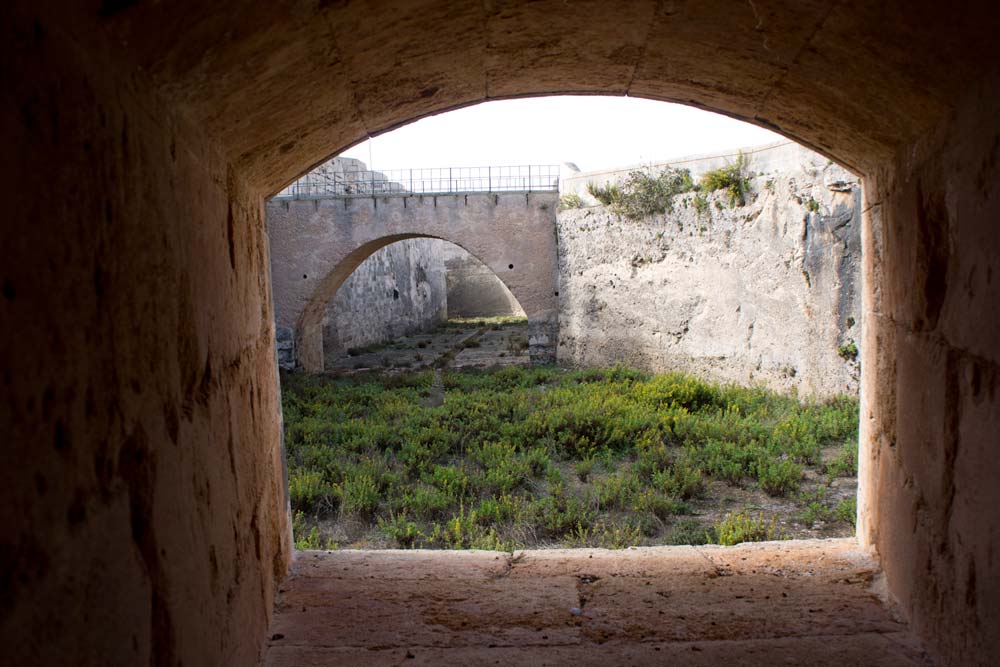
top-left (525, 446), bottom-right (552, 476)
top-left (559, 193), bottom-right (584, 210)
top-left (612, 166), bottom-right (696, 219)
top-left (699, 152), bottom-right (751, 207)
top-left (289, 469), bottom-right (334, 513)
top-left (575, 457), bottom-right (596, 482)
top-left (755, 458), bottom-right (802, 496)
top-left (338, 474), bottom-right (380, 515)
top-left (292, 511), bottom-right (336, 550)
top-left (428, 506), bottom-right (516, 551)
top-left (824, 441), bottom-right (858, 480)
top-left (378, 513), bottom-right (423, 548)
top-left (632, 489), bottom-right (688, 520)
top-left (587, 181), bottom-right (622, 206)
top-left (531, 487), bottom-right (597, 538)
top-left (652, 454), bottom-right (705, 500)
top-left (402, 484), bottom-right (453, 519)
top-left (565, 521), bottom-right (643, 549)
top-left (475, 493), bottom-right (525, 526)
top-left (835, 497), bottom-right (857, 528)
top-left (709, 511), bottom-right (787, 546)
top-left (693, 192), bottom-right (709, 217)
top-left (838, 340), bottom-right (859, 361)
top-left (664, 519), bottom-right (710, 545)
top-left (281, 365), bottom-right (859, 549)
top-left (596, 472), bottom-right (641, 509)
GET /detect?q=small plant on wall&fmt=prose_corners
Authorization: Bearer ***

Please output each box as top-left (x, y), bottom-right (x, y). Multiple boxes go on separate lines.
top-left (559, 193), bottom-right (584, 210)
top-left (838, 340), bottom-right (859, 361)
top-left (586, 166), bottom-right (697, 219)
top-left (698, 151), bottom-right (751, 207)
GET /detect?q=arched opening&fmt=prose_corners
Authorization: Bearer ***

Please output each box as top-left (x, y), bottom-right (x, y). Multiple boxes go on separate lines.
top-left (271, 101), bottom-right (865, 557)
top-left (315, 237), bottom-right (530, 373)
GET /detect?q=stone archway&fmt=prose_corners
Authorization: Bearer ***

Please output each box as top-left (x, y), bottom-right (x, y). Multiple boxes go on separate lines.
top-left (266, 192), bottom-right (560, 371)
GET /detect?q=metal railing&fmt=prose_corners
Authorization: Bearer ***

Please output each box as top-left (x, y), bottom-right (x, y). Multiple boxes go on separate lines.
top-left (273, 164), bottom-right (560, 199)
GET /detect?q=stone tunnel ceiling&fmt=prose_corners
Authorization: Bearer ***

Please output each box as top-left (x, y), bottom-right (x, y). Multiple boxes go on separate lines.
top-left (66, 0), bottom-right (994, 193)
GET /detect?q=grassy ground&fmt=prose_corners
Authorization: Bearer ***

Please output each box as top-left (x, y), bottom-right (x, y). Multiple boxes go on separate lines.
top-left (283, 365), bottom-right (858, 551)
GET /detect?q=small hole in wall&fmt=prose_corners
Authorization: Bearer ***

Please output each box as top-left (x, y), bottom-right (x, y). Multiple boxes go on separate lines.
top-left (393, 289), bottom-right (400, 300)
top-left (303, 274), bottom-right (308, 279)
top-left (554, 291), bottom-right (559, 296)
top-left (508, 264), bottom-right (514, 270)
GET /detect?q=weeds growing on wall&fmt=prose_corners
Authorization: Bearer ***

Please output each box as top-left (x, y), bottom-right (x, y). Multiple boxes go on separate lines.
top-left (582, 153), bottom-right (756, 220)
top-left (559, 193), bottom-right (584, 210)
top-left (586, 181), bottom-right (623, 206)
top-left (698, 151), bottom-right (752, 207)
top-left (587, 167), bottom-right (697, 219)
top-left (283, 365), bottom-right (859, 550)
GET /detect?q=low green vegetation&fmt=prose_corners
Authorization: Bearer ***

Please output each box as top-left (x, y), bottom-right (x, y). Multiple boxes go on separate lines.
top-left (582, 152), bottom-right (756, 220)
top-left (283, 365), bottom-right (858, 550)
top-left (587, 166), bottom-right (697, 219)
top-left (710, 510), bottom-right (787, 546)
top-left (559, 193), bottom-right (584, 210)
top-left (838, 340), bottom-right (859, 361)
top-left (698, 151), bottom-right (751, 207)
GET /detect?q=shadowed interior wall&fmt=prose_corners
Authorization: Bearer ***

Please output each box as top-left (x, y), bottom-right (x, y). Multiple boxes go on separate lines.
top-left (2, 1), bottom-right (998, 665)
top-left (442, 243), bottom-right (526, 318)
top-left (322, 239), bottom-right (448, 364)
top-left (857, 76), bottom-right (1000, 663)
top-left (0, 7), bottom-right (290, 665)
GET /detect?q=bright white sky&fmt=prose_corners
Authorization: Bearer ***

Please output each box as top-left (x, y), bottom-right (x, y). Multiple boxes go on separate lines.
top-left (340, 96), bottom-right (784, 173)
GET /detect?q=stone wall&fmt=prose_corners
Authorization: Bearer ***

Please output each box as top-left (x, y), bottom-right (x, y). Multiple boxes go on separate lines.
top-left (441, 243), bottom-right (526, 318)
top-left (321, 238), bottom-right (447, 362)
top-left (557, 143), bottom-right (861, 398)
top-left (1, 7), bottom-right (289, 664)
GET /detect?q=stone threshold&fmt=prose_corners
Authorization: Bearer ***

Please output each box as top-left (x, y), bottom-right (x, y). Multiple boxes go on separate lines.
top-left (264, 538), bottom-right (931, 666)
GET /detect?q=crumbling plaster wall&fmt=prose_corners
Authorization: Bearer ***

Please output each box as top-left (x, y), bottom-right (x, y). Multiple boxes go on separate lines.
top-left (557, 144), bottom-right (861, 398)
top-left (0, 8), bottom-right (289, 666)
top-left (321, 238), bottom-right (447, 363)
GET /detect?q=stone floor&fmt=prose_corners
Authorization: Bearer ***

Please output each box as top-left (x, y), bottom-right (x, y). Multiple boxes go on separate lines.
top-left (264, 539), bottom-right (932, 666)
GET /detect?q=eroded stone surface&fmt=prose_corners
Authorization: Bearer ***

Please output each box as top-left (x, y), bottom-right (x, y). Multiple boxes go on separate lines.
top-left (264, 540), bottom-right (929, 665)
top-left (557, 142), bottom-right (861, 398)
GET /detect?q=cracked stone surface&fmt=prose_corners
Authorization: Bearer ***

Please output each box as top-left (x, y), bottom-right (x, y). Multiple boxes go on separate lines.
top-left (264, 539), bottom-right (931, 665)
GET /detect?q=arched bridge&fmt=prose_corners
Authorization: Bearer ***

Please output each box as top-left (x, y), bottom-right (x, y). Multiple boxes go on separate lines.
top-left (267, 167), bottom-right (560, 372)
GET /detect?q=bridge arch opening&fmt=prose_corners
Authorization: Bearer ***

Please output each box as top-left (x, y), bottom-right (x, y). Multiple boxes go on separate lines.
top-left (302, 235), bottom-right (530, 372)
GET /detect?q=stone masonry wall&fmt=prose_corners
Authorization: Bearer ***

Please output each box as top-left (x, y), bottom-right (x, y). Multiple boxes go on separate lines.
top-left (321, 238), bottom-right (447, 362)
top-left (441, 242), bottom-right (526, 318)
top-left (557, 144), bottom-right (861, 398)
